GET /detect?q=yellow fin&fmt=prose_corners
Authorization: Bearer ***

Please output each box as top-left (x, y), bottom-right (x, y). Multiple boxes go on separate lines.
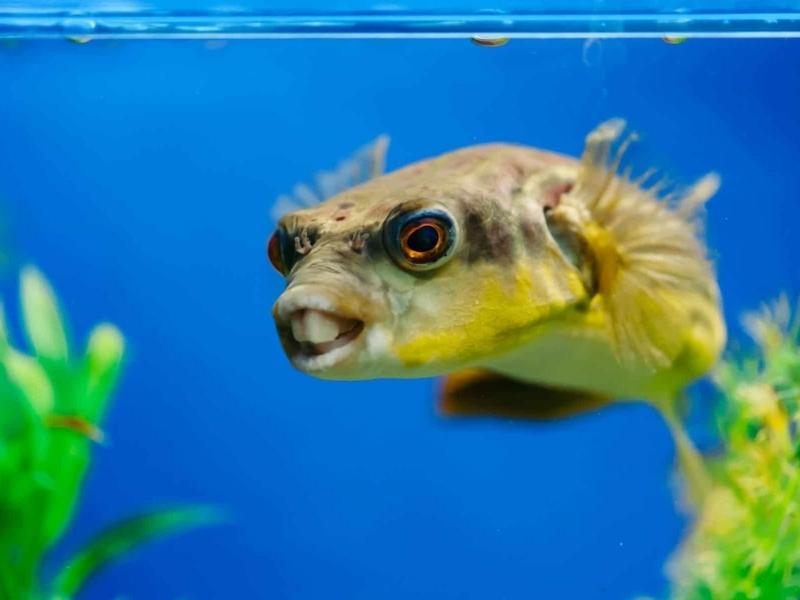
top-left (439, 369), bottom-right (611, 420)
top-left (550, 119), bottom-right (724, 372)
top-left (654, 397), bottom-right (712, 510)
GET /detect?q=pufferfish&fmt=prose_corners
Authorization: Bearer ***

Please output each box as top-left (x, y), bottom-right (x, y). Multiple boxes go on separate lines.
top-left (266, 120), bottom-right (726, 503)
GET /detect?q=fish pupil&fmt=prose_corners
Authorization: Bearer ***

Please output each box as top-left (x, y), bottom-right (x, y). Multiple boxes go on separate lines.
top-left (407, 224), bottom-right (440, 253)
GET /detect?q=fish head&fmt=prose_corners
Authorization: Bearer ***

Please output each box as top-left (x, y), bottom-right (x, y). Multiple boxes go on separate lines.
top-left (269, 145), bottom-right (590, 380)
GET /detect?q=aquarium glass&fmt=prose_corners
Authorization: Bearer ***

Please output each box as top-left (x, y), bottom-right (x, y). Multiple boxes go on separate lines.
top-left (1, 1), bottom-right (799, 599)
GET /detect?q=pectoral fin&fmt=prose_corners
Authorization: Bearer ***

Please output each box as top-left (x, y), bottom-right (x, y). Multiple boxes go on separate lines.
top-left (438, 369), bottom-right (612, 420)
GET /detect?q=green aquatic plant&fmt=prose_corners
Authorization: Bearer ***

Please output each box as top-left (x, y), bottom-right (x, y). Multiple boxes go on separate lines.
top-left (0, 267), bottom-right (216, 600)
top-left (668, 295), bottom-right (800, 599)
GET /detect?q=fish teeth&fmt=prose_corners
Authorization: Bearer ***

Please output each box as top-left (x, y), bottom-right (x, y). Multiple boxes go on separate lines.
top-left (305, 310), bottom-right (341, 343)
top-left (291, 309), bottom-right (341, 344)
top-left (290, 311), bottom-right (308, 342)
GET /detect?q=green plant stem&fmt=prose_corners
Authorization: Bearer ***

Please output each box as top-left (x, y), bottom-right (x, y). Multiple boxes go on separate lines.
top-left (0, 550), bottom-right (20, 600)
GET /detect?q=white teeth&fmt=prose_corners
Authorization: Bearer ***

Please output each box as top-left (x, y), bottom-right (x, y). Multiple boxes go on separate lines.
top-left (305, 310), bottom-right (341, 343)
top-left (290, 312), bottom-right (308, 342)
top-left (290, 309), bottom-right (346, 344)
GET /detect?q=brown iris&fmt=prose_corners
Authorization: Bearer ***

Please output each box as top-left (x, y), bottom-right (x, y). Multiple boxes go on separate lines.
top-left (267, 230), bottom-right (286, 275)
top-left (399, 218), bottom-right (447, 264)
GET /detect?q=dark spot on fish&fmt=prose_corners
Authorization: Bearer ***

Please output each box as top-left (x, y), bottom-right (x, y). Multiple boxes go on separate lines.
top-left (335, 215), bottom-right (347, 222)
top-left (462, 204), bottom-right (514, 263)
top-left (521, 219), bottom-right (540, 250)
top-left (338, 202), bottom-right (354, 209)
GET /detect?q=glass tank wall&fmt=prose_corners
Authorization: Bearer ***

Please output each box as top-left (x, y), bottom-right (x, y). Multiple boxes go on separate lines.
top-left (1, 2), bottom-right (799, 599)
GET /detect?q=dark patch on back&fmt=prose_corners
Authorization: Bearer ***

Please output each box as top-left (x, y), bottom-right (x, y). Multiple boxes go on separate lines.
top-left (462, 203), bottom-right (515, 264)
top-left (521, 218), bottom-right (540, 250)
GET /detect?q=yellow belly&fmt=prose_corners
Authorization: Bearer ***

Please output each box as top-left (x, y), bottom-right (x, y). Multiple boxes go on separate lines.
top-left (484, 299), bottom-right (724, 402)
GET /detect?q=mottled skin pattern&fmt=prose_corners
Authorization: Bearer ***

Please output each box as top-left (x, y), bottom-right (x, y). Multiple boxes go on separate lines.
top-left (274, 143), bottom-right (594, 380)
top-left (271, 121), bottom-right (726, 504)
top-left (272, 122), bottom-right (725, 410)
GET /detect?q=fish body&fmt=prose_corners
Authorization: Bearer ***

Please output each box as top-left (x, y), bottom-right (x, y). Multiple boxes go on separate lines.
top-left (269, 122), bottom-right (725, 411)
top-left (269, 121), bottom-right (726, 503)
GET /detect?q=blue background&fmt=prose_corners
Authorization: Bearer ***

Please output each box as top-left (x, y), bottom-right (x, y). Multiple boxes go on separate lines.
top-left (1, 37), bottom-right (799, 599)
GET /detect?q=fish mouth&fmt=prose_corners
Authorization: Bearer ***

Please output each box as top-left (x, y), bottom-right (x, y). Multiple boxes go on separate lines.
top-left (274, 292), bottom-right (366, 372)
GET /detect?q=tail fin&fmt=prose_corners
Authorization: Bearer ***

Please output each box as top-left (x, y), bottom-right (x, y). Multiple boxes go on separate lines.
top-left (656, 395), bottom-right (712, 510)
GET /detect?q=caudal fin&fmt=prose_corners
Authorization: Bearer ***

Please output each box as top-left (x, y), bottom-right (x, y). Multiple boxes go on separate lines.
top-left (655, 396), bottom-right (712, 510)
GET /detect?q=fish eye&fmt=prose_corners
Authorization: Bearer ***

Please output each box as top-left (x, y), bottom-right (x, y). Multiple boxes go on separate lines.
top-left (267, 229), bottom-right (288, 275)
top-left (402, 220), bottom-right (445, 260)
top-left (383, 207), bottom-right (458, 271)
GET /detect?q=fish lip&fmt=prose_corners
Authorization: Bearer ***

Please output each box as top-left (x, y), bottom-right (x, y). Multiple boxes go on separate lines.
top-left (282, 320), bottom-right (366, 373)
top-left (274, 292), bottom-right (367, 372)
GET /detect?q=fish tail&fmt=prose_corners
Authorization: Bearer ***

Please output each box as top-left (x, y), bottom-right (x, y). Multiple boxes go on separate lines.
top-left (652, 395), bottom-right (712, 510)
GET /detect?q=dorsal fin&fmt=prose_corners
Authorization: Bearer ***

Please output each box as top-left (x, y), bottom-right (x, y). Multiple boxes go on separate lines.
top-left (549, 119), bottom-right (721, 370)
top-left (269, 135), bottom-right (390, 222)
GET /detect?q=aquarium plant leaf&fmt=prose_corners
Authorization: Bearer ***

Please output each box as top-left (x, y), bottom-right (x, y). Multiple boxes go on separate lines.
top-left (0, 266), bottom-right (215, 599)
top-left (79, 323), bottom-right (125, 423)
top-left (38, 435), bottom-right (93, 548)
top-left (20, 266), bottom-right (69, 363)
top-left (4, 348), bottom-right (54, 416)
top-left (51, 506), bottom-right (222, 599)
top-left (36, 324), bottom-right (126, 547)
top-left (0, 302), bottom-right (10, 358)
top-left (0, 360), bottom-right (37, 431)
top-left (667, 296), bottom-right (800, 599)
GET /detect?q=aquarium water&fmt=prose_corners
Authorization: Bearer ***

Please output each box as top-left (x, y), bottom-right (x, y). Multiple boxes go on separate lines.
top-left (1, 1), bottom-right (799, 598)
